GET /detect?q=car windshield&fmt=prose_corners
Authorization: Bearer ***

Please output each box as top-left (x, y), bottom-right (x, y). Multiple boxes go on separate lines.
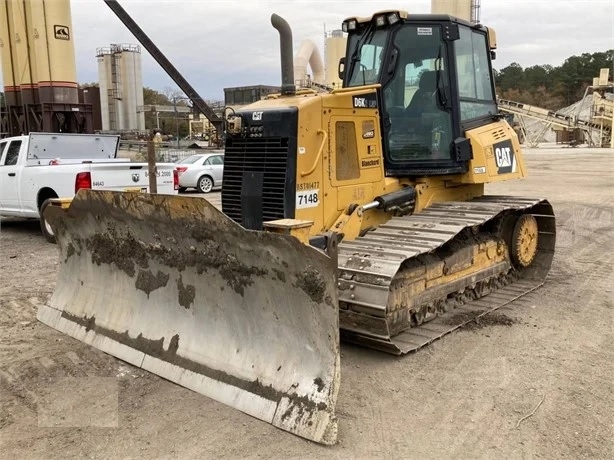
top-left (176, 155), bottom-right (203, 164)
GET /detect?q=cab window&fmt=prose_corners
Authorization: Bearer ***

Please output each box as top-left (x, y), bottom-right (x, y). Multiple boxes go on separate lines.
top-left (383, 25), bottom-right (454, 163)
top-left (0, 141), bottom-right (6, 163)
top-left (2, 141), bottom-right (21, 166)
top-left (455, 26), bottom-right (497, 121)
top-left (347, 29), bottom-right (388, 87)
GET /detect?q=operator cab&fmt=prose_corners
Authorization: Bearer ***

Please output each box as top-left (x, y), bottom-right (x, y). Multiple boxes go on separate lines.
top-left (341, 11), bottom-right (498, 176)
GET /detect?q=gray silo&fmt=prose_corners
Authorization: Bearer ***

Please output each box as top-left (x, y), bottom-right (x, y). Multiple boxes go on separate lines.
top-left (97, 43), bottom-right (145, 132)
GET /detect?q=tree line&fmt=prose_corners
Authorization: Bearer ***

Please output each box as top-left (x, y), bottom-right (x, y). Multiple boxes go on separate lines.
top-left (494, 50), bottom-right (613, 110)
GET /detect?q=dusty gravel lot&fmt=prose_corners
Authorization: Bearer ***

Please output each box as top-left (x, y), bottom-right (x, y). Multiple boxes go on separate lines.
top-left (1, 146), bottom-right (613, 459)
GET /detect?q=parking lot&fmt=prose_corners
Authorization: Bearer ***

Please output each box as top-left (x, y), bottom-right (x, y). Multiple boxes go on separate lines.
top-left (1, 147), bottom-right (613, 459)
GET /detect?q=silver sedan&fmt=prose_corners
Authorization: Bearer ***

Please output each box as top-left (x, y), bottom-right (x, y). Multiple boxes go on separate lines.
top-left (175, 153), bottom-right (224, 193)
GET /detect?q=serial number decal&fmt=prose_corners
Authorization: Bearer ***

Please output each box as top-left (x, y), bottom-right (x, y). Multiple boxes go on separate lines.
top-left (296, 181), bottom-right (319, 191)
top-left (296, 189), bottom-right (319, 209)
top-left (473, 166), bottom-right (486, 174)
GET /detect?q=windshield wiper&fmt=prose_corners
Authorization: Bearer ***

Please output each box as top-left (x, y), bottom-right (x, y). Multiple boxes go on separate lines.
top-left (435, 44), bottom-right (450, 110)
top-left (349, 23), bottom-right (376, 82)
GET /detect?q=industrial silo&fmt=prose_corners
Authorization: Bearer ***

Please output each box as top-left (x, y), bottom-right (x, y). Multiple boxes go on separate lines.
top-left (0, 0), bottom-right (19, 106)
top-left (324, 29), bottom-right (346, 89)
top-left (97, 48), bottom-right (116, 131)
top-left (0, 0), bottom-right (91, 136)
top-left (431, 0), bottom-right (475, 22)
top-left (26, 0), bottom-right (79, 104)
top-left (10, 0), bottom-right (36, 105)
top-left (118, 44), bottom-right (145, 131)
top-left (97, 44), bottom-right (144, 132)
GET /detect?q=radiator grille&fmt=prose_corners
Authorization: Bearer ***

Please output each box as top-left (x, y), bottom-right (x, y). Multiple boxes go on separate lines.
top-left (222, 137), bottom-right (290, 225)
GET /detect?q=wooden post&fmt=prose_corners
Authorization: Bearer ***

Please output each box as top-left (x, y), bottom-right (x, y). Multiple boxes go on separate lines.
top-left (147, 134), bottom-right (157, 194)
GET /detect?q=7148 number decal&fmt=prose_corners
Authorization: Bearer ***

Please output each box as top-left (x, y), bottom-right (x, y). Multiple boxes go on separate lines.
top-left (296, 189), bottom-right (319, 209)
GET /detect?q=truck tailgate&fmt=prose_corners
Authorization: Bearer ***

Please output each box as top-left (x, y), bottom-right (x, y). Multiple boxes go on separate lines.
top-left (88, 163), bottom-right (176, 194)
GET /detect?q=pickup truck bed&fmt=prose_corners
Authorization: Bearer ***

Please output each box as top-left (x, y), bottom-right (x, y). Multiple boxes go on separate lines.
top-left (0, 133), bottom-right (178, 242)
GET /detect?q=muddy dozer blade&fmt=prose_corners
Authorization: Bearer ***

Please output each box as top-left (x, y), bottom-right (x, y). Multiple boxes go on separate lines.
top-left (37, 190), bottom-right (340, 445)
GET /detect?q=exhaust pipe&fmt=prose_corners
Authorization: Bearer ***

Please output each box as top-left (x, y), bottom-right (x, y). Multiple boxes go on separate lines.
top-left (271, 14), bottom-right (295, 96)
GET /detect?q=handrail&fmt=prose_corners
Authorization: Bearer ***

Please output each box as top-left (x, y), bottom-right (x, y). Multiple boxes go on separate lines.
top-left (301, 129), bottom-right (327, 177)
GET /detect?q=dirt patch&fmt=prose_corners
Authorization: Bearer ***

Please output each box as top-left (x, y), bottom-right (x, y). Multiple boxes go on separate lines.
top-left (135, 269), bottom-right (170, 297)
top-left (294, 267), bottom-right (327, 303)
top-left (176, 275), bottom-right (195, 309)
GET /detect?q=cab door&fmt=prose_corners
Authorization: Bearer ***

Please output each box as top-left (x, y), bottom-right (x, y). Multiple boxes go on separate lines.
top-left (0, 140), bottom-right (22, 212)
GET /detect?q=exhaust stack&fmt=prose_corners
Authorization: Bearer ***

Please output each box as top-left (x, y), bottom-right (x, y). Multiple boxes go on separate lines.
top-left (271, 13), bottom-right (295, 96)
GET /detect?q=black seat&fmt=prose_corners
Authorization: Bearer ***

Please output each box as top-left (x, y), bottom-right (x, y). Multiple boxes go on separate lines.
top-left (405, 70), bottom-right (441, 117)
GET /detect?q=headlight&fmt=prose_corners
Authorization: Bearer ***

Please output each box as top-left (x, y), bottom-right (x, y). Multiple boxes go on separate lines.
top-left (387, 12), bottom-right (399, 25)
top-left (375, 15), bottom-right (386, 27)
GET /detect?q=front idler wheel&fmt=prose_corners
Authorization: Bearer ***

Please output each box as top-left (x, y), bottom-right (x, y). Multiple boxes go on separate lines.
top-left (511, 214), bottom-right (539, 268)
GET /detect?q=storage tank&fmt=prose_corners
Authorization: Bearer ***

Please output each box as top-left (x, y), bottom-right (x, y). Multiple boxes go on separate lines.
top-left (324, 29), bottom-right (346, 89)
top-left (24, 0), bottom-right (43, 104)
top-left (10, 0), bottom-right (37, 105)
top-left (0, 0), bottom-right (20, 105)
top-left (118, 44), bottom-right (145, 131)
top-left (97, 44), bottom-right (144, 132)
top-left (97, 48), bottom-right (115, 131)
top-left (431, 0), bottom-right (473, 22)
top-left (36, 0), bottom-right (79, 103)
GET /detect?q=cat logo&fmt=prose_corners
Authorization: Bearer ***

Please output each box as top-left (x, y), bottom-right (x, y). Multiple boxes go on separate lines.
top-left (493, 140), bottom-right (516, 174)
top-left (54, 25), bottom-right (70, 40)
top-left (252, 111), bottom-right (263, 121)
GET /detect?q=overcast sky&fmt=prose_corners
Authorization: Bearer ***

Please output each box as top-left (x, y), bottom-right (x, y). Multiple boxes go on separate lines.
top-left (2, 0), bottom-right (613, 101)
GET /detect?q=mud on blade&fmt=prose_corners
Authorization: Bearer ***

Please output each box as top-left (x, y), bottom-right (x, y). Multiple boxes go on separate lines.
top-left (37, 190), bottom-right (340, 445)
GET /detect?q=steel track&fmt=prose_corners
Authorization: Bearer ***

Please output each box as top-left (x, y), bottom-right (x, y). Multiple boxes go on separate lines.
top-left (337, 196), bottom-right (556, 355)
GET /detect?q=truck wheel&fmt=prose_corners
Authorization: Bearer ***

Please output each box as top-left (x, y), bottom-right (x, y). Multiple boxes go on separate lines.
top-left (197, 175), bottom-right (213, 193)
top-left (39, 199), bottom-right (57, 244)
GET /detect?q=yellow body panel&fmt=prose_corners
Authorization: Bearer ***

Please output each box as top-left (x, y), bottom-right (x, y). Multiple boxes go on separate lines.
top-left (246, 87), bottom-right (527, 242)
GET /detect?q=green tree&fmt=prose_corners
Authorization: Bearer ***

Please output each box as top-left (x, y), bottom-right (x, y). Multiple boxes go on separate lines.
top-left (142, 87), bottom-right (192, 136)
top-left (495, 49), bottom-right (613, 110)
top-left (496, 62), bottom-right (525, 92)
top-left (143, 87), bottom-right (171, 105)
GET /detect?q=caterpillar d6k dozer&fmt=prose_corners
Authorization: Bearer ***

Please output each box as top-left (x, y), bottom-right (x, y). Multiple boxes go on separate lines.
top-left (38, 11), bottom-right (555, 445)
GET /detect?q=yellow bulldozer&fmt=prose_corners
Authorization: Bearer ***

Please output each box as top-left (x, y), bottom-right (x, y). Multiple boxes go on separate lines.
top-left (38, 11), bottom-right (555, 445)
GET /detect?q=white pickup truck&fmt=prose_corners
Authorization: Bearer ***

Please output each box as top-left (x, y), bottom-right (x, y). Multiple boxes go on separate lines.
top-left (0, 132), bottom-right (178, 242)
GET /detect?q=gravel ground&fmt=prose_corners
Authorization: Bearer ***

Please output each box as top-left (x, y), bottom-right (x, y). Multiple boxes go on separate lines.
top-left (1, 146), bottom-right (612, 459)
